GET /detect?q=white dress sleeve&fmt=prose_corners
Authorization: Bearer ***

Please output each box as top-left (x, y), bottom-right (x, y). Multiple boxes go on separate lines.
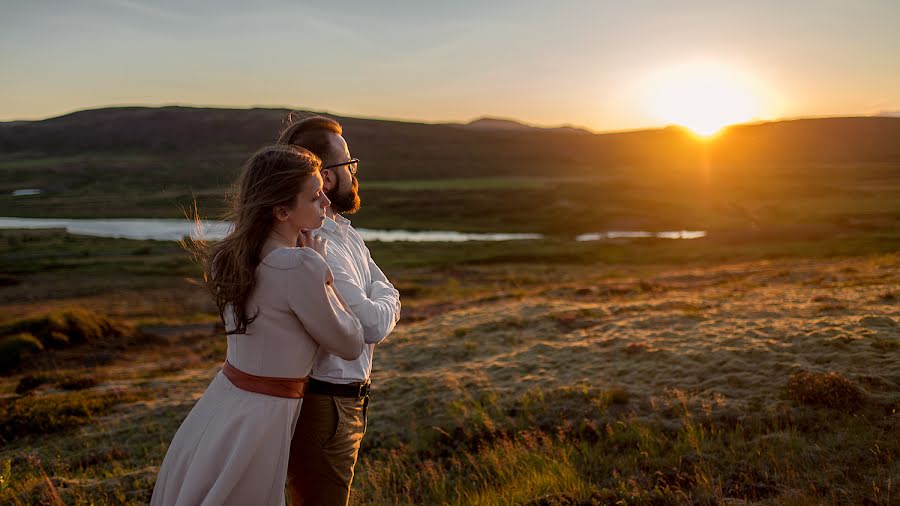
top-left (287, 249), bottom-right (365, 361)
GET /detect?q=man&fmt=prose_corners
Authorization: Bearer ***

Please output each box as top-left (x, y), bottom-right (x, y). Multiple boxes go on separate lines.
top-left (276, 115), bottom-right (401, 505)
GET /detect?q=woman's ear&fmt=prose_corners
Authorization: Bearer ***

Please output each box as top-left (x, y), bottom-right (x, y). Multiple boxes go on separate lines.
top-left (273, 206), bottom-right (289, 222)
top-left (321, 169), bottom-right (336, 192)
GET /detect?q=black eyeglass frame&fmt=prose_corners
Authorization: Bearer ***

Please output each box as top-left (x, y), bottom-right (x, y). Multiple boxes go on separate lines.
top-left (322, 158), bottom-right (359, 175)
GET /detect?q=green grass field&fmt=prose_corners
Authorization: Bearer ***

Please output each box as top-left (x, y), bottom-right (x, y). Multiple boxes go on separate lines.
top-left (3, 152), bottom-right (899, 237)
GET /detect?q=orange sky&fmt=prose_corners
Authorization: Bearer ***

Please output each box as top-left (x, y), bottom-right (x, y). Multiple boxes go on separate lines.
top-left (1, 1), bottom-right (898, 132)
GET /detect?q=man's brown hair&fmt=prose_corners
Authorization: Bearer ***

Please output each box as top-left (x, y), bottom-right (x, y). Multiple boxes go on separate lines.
top-left (276, 113), bottom-right (342, 163)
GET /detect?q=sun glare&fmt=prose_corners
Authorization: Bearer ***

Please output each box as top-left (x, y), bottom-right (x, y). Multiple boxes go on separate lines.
top-left (641, 62), bottom-right (763, 137)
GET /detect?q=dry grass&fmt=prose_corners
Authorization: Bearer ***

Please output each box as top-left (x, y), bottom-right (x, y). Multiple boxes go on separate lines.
top-left (0, 308), bottom-right (133, 374)
top-left (0, 389), bottom-right (148, 443)
top-left (786, 371), bottom-right (866, 410)
top-left (0, 334), bottom-right (43, 374)
top-left (0, 245), bottom-right (898, 504)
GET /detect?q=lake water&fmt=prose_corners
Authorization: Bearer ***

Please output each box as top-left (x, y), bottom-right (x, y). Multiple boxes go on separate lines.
top-left (576, 230), bottom-right (706, 241)
top-left (0, 217), bottom-right (706, 242)
top-left (0, 217), bottom-right (542, 242)
top-left (11, 189), bottom-right (42, 196)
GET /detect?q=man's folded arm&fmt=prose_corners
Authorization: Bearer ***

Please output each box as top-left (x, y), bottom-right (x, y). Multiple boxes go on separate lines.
top-left (330, 264), bottom-right (401, 344)
top-left (365, 248), bottom-right (401, 326)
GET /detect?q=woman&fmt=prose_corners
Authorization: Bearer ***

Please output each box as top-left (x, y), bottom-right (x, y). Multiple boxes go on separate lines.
top-left (151, 145), bottom-right (365, 505)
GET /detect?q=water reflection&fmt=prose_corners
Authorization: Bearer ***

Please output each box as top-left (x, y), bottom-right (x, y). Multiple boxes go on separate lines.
top-left (0, 217), bottom-right (706, 243)
top-left (11, 189), bottom-right (42, 196)
top-left (576, 230), bottom-right (706, 241)
top-left (0, 217), bottom-right (539, 242)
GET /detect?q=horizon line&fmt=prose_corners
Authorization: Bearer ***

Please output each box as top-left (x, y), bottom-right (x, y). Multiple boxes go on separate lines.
top-left (2, 102), bottom-right (898, 136)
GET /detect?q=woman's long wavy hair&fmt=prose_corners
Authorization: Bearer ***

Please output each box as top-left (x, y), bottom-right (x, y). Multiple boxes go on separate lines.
top-left (192, 145), bottom-right (321, 334)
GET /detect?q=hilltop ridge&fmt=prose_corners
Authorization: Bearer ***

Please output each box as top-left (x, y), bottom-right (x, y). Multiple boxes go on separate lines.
top-left (1, 107), bottom-right (898, 181)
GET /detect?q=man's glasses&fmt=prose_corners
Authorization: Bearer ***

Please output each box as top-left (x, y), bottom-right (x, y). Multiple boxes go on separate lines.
top-left (323, 158), bottom-right (359, 176)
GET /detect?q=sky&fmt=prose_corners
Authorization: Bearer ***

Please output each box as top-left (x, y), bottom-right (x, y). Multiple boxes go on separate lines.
top-left (1, 0), bottom-right (899, 132)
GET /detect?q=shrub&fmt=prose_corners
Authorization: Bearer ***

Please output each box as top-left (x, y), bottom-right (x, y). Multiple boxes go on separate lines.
top-left (786, 371), bottom-right (865, 410)
top-left (607, 387), bottom-right (630, 405)
top-left (63, 309), bottom-right (119, 344)
top-left (0, 313), bottom-right (63, 348)
top-left (13, 373), bottom-right (97, 394)
top-left (46, 331), bottom-right (70, 347)
top-left (0, 390), bottom-right (142, 443)
top-left (0, 333), bottom-right (44, 374)
top-left (57, 375), bottom-right (98, 391)
top-left (0, 308), bottom-right (123, 349)
top-left (15, 374), bottom-right (56, 395)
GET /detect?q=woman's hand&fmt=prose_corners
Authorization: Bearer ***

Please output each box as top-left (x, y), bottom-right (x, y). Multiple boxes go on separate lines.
top-left (297, 229), bottom-right (328, 258)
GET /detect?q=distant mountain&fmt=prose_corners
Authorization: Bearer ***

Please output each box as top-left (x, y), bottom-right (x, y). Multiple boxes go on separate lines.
top-left (1, 107), bottom-right (898, 180)
top-left (452, 117), bottom-right (593, 135)
top-left (462, 117), bottom-right (535, 131)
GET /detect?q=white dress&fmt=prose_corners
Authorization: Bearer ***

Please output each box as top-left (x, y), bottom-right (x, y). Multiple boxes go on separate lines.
top-left (151, 247), bottom-right (364, 506)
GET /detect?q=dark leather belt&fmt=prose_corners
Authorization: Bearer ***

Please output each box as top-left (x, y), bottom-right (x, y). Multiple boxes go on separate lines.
top-left (308, 378), bottom-right (371, 399)
top-left (222, 361), bottom-right (309, 398)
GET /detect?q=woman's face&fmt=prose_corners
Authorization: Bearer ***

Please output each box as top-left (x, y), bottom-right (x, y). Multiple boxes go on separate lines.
top-left (282, 172), bottom-right (330, 231)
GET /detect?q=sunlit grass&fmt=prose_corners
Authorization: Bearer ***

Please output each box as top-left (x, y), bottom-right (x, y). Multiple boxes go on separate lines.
top-left (0, 229), bottom-right (898, 504)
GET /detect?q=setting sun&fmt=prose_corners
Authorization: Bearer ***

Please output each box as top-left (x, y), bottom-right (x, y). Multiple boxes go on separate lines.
top-left (641, 62), bottom-right (764, 137)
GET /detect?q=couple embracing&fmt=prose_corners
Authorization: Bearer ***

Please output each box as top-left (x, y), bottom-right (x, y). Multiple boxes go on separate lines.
top-left (150, 115), bottom-right (401, 505)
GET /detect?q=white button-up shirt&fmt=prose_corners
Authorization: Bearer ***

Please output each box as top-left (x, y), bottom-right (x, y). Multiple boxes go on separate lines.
top-left (309, 214), bottom-right (401, 383)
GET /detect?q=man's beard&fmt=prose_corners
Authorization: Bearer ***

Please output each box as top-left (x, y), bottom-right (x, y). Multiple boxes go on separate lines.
top-left (327, 175), bottom-right (361, 214)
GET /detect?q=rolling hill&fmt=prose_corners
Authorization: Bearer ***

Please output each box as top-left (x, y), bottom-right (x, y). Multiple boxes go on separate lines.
top-left (1, 107), bottom-right (898, 181)
top-left (1, 107), bottom-right (898, 234)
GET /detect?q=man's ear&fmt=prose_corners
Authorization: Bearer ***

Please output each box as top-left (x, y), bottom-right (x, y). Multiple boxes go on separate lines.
top-left (321, 168), bottom-right (336, 192)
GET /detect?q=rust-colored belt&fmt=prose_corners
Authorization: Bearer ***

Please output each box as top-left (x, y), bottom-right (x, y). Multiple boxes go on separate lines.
top-left (222, 360), bottom-right (309, 398)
